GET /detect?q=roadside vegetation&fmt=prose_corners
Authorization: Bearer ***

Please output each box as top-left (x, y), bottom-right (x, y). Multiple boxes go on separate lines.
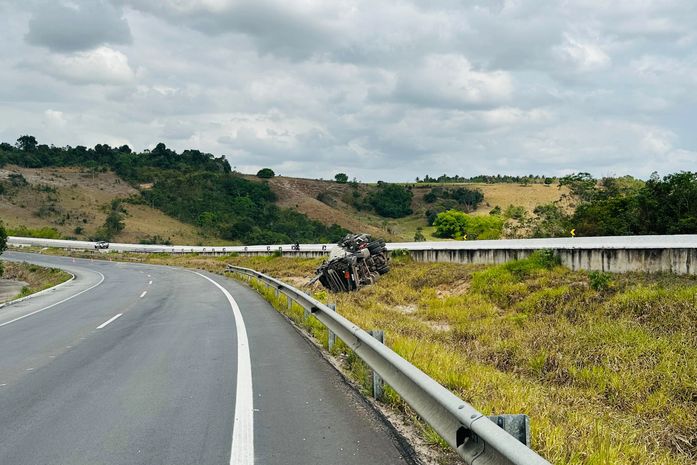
top-left (240, 252), bottom-right (697, 465)
top-left (25, 246), bottom-right (697, 465)
top-left (0, 261), bottom-right (71, 302)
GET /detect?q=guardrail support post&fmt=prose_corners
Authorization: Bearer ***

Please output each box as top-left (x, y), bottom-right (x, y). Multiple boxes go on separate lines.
top-left (287, 295), bottom-right (292, 311)
top-left (327, 303), bottom-right (337, 351)
top-left (274, 287), bottom-right (279, 298)
top-left (368, 330), bottom-right (385, 401)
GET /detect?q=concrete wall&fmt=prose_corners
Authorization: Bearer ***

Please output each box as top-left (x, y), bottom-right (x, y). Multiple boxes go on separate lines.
top-left (408, 247), bottom-right (697, 275)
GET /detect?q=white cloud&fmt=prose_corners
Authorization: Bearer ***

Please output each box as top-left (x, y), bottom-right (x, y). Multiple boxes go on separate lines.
top-left (44, 47), bottom-right (136, 85)
top-left (554, 34), bottom-right (611, 72)
top-left (396, 54), bottom-right (513, 108)
top-left (43, 109), bottom-right (67, 127)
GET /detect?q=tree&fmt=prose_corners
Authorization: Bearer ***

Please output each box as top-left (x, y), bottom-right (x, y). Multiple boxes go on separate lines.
top-left (433, 210), bottom-right (503, 240)
top-left (256, 168), bottom-right (275, 179)
top-left (16, 135), bottom-right (37, 152)
top-left (367, 183), bottom-right (413, 218)
top-left (0, 222), bottom-right (6, 277)
top-left (334, 173), bottom-right (348, 183)
top-left (559, 172), bottom-right (597, 203)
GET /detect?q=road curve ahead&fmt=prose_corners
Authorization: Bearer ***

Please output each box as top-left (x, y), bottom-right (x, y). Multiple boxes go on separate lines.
top-left (0, 252), bottom-right (413, 465)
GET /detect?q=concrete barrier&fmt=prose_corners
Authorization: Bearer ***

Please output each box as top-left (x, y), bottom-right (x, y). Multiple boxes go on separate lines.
top-left (8, 235), bottom-right (697, 274)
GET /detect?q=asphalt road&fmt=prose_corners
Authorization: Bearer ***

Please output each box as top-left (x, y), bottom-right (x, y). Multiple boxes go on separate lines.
top-left (0, 251), bottom-right (414, 465)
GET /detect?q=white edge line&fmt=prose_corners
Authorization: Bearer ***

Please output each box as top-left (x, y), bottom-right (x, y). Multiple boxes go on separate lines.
top-left (0, 271), bottom-right (105, 328)
top-left (190, 271), bottom-right (254, 465)
top-left (97, 313), bottom-right (123, 329)
top-left (0, 270), bottom-right (76, 310)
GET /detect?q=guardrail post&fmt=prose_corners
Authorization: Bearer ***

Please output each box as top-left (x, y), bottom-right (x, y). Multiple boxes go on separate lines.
top-left (368, 330), bottom-right (385, 401)
top-left (287, 294), bottom-right (293, 311)
top-left (274, 286), bottom-right (280, 298)
top-left (327, 303), bottom-right (337, 351)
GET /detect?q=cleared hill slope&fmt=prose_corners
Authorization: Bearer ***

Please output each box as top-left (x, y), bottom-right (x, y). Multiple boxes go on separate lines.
top-left (247, 175), bottom-right (567, 241)
top-left (0, 166), bottom-right (211, 244)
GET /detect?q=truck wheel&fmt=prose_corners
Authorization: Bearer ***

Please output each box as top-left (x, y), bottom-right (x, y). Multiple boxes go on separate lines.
top-left (367, 240), bottom-right (385, 253)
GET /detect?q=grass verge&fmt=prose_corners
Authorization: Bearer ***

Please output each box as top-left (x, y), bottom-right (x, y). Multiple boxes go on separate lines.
top-left (1, 260), bottom-right (72, 301)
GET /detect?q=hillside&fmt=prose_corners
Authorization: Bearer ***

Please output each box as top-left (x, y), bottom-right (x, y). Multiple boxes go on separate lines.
top-left (0, 166), bottom-right (211, 244)
top-left (0, 165), bottom-right (567, 245)
top-left (248, 175), bottom-right (567, 241)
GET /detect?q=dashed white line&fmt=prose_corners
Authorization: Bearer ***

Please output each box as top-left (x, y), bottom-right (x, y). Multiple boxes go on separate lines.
top-left (190, 271), bottom-right (254, 465)
top-left (148, 280), bottom-right (153, 285)
top-left (97, 313), bottom-right (123, 329)
top-left (0, 272), bottom-right (106, 329)
top-left (139, 291), bottom-right (147, 298)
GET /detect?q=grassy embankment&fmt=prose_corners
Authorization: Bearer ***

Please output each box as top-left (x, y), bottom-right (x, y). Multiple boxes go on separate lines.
top-left (26, 248), bottom-right (697, 464)
top-left (0, 261), bottom-right (72, 301)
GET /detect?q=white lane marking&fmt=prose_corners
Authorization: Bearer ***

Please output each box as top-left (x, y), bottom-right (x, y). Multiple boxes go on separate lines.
top-left (147, 274), bottom-right (151, 278)
top-left (191, 271), bottom-right (254, 465)
top-left (148, 280), bottom-right (152, 285)
top-left (97, 313), bottom-right (123, 329)
top-left (139, 291), bottom-right (147, 298)
top-left (0, 272), bottom-right (106, 329)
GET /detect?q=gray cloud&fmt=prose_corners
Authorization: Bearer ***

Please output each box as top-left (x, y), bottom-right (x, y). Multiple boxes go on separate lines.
top-left (2, 0), bottom-right (697, 182)
top-left (26, 1), bottom-right (131, 52)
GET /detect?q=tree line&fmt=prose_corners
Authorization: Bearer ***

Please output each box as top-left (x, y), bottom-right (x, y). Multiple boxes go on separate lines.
top-left (0, 136), bottom-right (348, 244)
top-left (417, 173), bottom-right (557, 184)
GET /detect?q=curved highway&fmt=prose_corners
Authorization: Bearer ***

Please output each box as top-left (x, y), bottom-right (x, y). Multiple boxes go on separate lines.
top-left (0, 251), bottom-right (413, 465)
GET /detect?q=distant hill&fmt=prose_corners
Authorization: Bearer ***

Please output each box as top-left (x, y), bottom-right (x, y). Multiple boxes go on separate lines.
top-left (0, 166), bottom-right (211, 245)
top-left (245, 175), bottom-right (567, 241)
top-left (0, 136), bottom-right (569, 244)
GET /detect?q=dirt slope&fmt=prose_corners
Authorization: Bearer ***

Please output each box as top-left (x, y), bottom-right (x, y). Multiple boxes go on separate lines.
top-left (0, 166), bottom-right (206, 244)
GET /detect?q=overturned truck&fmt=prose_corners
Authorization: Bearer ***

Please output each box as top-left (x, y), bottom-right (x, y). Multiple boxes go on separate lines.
top-left (312, 234), bottom-right (390, 292)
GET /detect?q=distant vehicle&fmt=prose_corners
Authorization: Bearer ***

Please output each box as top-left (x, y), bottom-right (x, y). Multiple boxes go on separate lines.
top-left (94, 241), bottom-right (110, 250)
top-left (310, 234), bottom-right (389, 292)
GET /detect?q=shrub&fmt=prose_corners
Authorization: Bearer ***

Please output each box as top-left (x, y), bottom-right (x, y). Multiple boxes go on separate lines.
top-left (433, 210), bottom-right (504, 240)
top-left (589, 271), bottom-right (612, 291)
top-left (334, 173), bottom-right (348, 183)
top-left (256, 168), bottom-right (275, 179)
top-left (367, 183), bottom-right (413, 218)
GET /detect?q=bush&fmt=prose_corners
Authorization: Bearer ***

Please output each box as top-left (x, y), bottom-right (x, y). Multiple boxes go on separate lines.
top-left (0, 222), bottom-right (6, 276)
top-left (256, 168), bottom-right (275, 179)
top-left (589, 271), bottom-right (612, 291)
top-left (433, 210), bottom-right (504, 240)
top-left (7, 225), bottom-right (61, 239)
top-left (367, 183), bottom-right (413, 218)
top-left (334, 173), bottom-right (348, 183)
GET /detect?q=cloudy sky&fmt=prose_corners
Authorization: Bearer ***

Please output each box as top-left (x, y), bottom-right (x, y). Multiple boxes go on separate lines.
top-left (1, 0), bottom-right (696, 181)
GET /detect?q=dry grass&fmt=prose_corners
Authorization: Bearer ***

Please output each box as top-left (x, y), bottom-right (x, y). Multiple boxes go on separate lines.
top-left (1, 260), bottom-right (72, 301)
top-left (0, 166), bottom-right (206, 244)
top-left (229, 253), bottom-right (696, 465)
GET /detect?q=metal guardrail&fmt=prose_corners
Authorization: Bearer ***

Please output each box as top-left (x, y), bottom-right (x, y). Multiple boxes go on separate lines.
top-left (227, 265), bottom-right (551, 465)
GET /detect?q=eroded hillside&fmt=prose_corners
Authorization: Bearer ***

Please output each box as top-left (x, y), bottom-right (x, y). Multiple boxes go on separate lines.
top-left (0, 166), bottom-right (209, 244)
